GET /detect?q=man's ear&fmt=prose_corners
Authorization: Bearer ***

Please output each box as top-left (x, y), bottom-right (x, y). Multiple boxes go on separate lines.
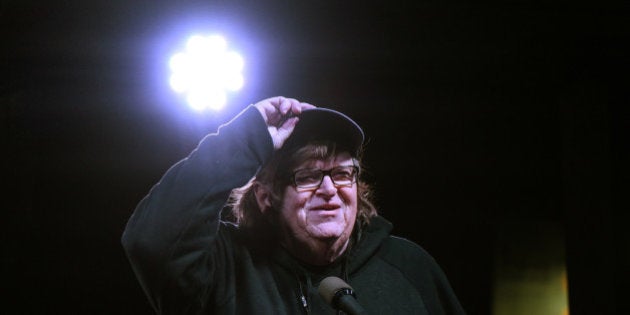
top-left (253, 182), bottom-right (272, 214)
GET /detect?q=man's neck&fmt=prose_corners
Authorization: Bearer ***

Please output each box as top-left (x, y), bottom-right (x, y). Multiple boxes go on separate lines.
top-left (282, 236), bottom-right (350, 266)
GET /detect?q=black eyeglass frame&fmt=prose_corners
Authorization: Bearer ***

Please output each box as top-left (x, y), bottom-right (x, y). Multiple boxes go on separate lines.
top-left (290, 165), bottom-right (360, 190)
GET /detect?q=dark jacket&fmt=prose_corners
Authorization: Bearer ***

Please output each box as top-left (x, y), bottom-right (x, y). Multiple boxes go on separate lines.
top-left (122, 106), bottom-right (466, 314)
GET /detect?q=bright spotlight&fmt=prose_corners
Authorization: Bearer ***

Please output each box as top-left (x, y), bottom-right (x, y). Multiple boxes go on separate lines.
top-left (169, 34), bottom-right (244, 111)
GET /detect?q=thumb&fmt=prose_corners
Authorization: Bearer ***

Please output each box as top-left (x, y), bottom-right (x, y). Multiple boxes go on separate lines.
top-left (270, 116), bottom-right (299, 149)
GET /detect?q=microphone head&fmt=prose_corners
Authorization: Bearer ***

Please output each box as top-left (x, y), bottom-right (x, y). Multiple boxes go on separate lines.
top-left (318, 276), bottom-right (354, 305)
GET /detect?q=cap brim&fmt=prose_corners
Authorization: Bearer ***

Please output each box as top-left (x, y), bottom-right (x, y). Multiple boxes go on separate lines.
top-left (281, 108), bottom-right (364, 155)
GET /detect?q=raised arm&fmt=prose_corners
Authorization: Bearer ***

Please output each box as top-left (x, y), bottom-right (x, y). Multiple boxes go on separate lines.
top-left (121, 97), bottom-right (313, 313)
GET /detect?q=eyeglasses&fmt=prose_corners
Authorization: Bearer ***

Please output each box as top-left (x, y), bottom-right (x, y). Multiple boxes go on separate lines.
top-left (291, 165), bottom-right (359, 190)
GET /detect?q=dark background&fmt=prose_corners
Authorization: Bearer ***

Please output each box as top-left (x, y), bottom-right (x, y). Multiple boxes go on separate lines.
top-left (3, 1), bottom-right (628, 314)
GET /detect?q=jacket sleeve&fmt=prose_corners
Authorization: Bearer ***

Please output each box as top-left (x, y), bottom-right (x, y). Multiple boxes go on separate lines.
top-left (121, 105), bottom-right (274, 314)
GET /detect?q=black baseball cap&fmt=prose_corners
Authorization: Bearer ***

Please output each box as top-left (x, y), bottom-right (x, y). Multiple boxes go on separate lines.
top-left (281, 108), bottom-right (364, 155)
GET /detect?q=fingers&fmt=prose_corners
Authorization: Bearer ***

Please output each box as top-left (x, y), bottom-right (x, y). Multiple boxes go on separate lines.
top-left (278, 97), bottom-right (307, 117)
top-left (292, 101), bottom-right (316, 115)
top-left (252, 96), bottom-right (319, 149)
top-left (253, 97), bottom-right (281, 125)
top-left (281, 98), bottom-right (317, 120)
top-left (278, 97), bottom-right (292, 116)
top-left (254, 96), bottom-right (315, 127)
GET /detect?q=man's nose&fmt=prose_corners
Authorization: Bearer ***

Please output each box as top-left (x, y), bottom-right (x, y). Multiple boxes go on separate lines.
top-left (316, 175), bottom-right (338, 194)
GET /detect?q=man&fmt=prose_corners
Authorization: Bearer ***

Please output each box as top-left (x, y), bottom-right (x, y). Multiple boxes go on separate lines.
top-left (122, 96), bottom-right (466, 314)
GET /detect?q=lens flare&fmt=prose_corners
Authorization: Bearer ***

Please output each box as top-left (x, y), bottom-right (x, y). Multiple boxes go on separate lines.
top-left (169, 34), bottom-right (244, 111)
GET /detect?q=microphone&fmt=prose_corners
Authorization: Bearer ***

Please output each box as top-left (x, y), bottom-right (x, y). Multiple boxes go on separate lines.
top-left (318, 276), bottom-right (368, 315)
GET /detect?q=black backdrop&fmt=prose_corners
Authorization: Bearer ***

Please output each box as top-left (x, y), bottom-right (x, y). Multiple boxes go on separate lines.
top-left (3, 1), bottom-right (628, 314)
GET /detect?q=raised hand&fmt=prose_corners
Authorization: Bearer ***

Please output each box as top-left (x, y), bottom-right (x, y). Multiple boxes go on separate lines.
top-left (253, 96), bottom-right (316, 149)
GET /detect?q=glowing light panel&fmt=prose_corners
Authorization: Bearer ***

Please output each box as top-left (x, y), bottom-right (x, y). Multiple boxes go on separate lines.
top-left (169, 34), bottom-right (244, 111)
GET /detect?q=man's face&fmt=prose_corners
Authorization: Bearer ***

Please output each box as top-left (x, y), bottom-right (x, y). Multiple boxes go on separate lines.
top-left (278, 152), bottom-right (358, 251)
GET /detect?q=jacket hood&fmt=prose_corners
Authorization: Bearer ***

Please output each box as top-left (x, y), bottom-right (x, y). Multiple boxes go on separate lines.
top-left (271, 215), bottom-right (393, 278)
top-left (260, 216), bottom-right (393, 314)
top-left (344, 216), bottom-right (393, 275)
